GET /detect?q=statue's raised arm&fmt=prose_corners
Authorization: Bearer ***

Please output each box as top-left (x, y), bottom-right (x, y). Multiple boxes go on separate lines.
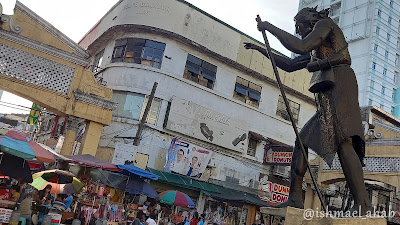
top-left (244, 42), bottom-right (310, 72)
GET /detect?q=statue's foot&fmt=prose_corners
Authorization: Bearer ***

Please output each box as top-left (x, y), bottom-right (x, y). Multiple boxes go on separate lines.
top-left (349, 203), bottom-right (373, 216)
top-left (274, 198), bottom-right (304, 209)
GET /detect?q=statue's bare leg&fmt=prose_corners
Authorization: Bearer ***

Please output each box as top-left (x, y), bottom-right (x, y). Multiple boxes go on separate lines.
top-left (337, 138), bottom-right (372, 215)
top-left (277, 140), bottom-right (307, 208)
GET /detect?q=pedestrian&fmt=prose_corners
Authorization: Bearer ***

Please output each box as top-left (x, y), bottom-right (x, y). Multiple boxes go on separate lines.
top-left (9, 185), bottom-right (21, 202)
top-left (197, 214), bottom-right (204, 225)
top-left (189, 212), bottom-right (199, 225)
top-left (64, 193), bottom-right (73, 211)
top-left (35, 184), bottom-right (53, 205)
top-left (146, 213), bottom-right (157, 225)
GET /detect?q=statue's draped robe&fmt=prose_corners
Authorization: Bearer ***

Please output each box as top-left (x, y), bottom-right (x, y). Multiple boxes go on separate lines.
top-left (299, 18), bottom-right (365, 166)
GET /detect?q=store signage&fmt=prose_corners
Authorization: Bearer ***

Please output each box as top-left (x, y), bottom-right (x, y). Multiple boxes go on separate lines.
top-left (164, 138), bottom-right (213, 178)
top-left (259, 176), bottom-right (290, 205)
top-left (112, 143), bottom-right (138, 165)
top-left (264, 145), bottom-right (293, 166)
top-left (166, 97), bottom-right (249, 153)
top-left (271, 192), bottom-right (288, 203)
top-left (0, 189), bottom-right (10, 200)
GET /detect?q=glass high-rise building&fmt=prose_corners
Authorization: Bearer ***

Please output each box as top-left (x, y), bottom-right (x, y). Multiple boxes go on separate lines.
top-left (298, 0), bottom-right (400, 117)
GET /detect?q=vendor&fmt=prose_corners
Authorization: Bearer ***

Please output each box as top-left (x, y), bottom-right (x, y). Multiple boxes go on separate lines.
top-left (64, 194), bottom-right (73, 212)
top-left (9, 185), bottom-right (20, 202)
top-left (173, 211), bottom-right (184, 225)
top-left (52, 195), bottom-right (67, 211)
top-left (35, 184), bottom-right (53, 205)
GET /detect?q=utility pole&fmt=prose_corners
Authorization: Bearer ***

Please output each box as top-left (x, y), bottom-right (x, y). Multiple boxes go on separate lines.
top-left (133, 82), bottom-right (158, 146)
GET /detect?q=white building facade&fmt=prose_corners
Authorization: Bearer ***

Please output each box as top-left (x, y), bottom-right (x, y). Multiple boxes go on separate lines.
top-left (78, 0), bottom-right (317, 214)
top-left (298, 0), bottom-right (400, 117)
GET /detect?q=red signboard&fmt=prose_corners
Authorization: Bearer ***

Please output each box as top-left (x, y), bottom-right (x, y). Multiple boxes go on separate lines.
top-left (264, 145), bottom-right (293, 166)
top-left (259, 177), bottom-right (290, 205)
top-left (0, 189), bottom-right (10, 200)
top-left (271, 192), bottom-right (288, 203)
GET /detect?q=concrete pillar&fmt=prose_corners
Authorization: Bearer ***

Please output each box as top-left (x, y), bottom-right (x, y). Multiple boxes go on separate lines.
top-left (304, 184), bottom-right (315, 209)
top-left (80, 120), bottom-right (103, 156)
top-left (60, 129), bottom-right (77, 155)
top-left (303, 183), bottom-right (322, 211)
top-left (312, 191), bottom-right (322, 211)
top-left (60, 116), bottom-right (84, 155)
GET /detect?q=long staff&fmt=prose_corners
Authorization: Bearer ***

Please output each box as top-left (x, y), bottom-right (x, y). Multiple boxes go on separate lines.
top-left (256, 15), bottom-right (326, 211)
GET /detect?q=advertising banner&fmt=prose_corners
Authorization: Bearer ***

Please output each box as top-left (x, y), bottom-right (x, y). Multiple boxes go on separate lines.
top-left (165, 97), bottom-right (249, 153)
top-left (259, 176), bottom-right (290, 205)
top-left (164, 138), bottom-right (212, 178)
top-left (264, 145), bottom-right (293, 166)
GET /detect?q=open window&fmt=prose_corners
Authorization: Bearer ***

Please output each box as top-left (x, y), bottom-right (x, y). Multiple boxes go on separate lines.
top-left (276, 95), bottom-right (300, 124)
top-left (111, 38), bottom-right (166, 69)
top-left (233, 77), bottom-right (262, 108)
top-left (183, 54), bottom-right (217, 89)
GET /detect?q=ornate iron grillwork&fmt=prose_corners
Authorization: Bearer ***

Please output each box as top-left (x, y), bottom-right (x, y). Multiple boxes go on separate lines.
top-left (323, 157), bottom-right (400, 173)
top-left (0, 43), bottom-right (75, 94)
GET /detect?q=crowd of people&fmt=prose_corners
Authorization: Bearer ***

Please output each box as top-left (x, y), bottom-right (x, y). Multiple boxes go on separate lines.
top-left (0, 178), bottom-right (77, 225)
top-left (124, 198), bottom-right (208, 225)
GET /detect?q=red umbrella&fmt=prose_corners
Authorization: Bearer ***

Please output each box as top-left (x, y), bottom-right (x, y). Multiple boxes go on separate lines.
top-left (159, 190), bottom-right (195, 208)
top-left (0, 130), bottom-right (55, 163)
top-left (67, 154), bottom-right (121, 172)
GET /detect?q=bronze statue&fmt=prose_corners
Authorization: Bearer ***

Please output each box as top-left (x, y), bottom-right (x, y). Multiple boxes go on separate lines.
top-left (245, 7), bottom-right (372, 214)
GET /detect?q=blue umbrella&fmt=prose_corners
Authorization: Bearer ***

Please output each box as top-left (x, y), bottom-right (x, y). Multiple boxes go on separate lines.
top-left (117, 164), bottom-right (158, 180)
top-left (119, 178), bottom-right (159, 199)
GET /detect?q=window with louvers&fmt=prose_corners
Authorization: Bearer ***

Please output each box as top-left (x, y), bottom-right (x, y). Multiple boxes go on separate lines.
top-left (276, 95), bottom-right (300, 124)
top-left (247, 136), bottom-right (257, 157)
top-left (111, 38), bottom-right (165, 69)
top-left (183, 54), bottom-right (217, 89)
top-left (233, 77), bottom-right (262, 108)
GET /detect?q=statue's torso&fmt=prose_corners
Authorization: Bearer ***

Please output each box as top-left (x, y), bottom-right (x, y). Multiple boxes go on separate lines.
top-left (311, 19), bottom-right (351, 65)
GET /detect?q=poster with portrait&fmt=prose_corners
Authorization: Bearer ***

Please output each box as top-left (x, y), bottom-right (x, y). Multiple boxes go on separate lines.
top-left (164, 138), bottom-right (212, 178)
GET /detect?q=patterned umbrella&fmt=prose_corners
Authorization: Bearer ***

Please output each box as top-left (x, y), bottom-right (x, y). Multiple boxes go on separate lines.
top-left (159, 190), bottom-right (195, 208)
top-left (0, 130), bottom-right (55, 162)
top-left (31, 169), bottom-right (84, 194)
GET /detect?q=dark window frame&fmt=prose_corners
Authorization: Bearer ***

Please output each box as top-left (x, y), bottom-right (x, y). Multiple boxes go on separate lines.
top-left (276, 95), bottom-right (300, 124)
top-left (111, 38), bottom-right (166, 69)
top-left (233, 77), bottom-right (262, 108)
top-left (183, 54), bottom-right (217, 89)
top-left (247, 136), bottom-right (257, 157)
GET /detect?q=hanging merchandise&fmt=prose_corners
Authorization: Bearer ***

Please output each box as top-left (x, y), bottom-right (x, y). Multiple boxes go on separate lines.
top-left (98, 185), bottom-right (105, 198)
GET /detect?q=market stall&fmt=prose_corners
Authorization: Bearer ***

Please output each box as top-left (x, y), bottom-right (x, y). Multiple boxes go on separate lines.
top-left (0, 130), bottom-right (57, 224)
top-left (203, 188), bottom-right (269, 225)
top-left (67, 155), bottom-right (134, 225)
top-left (31, 169), bottom-right (84, 225)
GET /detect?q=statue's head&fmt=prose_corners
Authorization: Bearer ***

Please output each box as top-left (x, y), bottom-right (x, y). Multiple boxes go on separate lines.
top-left (294, 6), bottom-right (330, 38)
